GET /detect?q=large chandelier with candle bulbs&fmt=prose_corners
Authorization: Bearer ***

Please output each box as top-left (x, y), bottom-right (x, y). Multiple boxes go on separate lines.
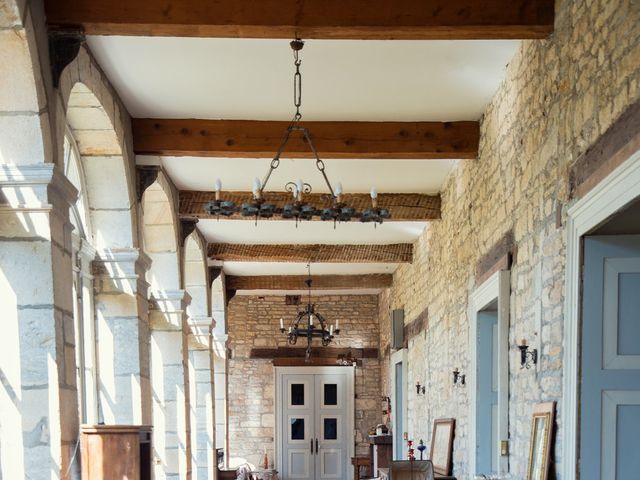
top-left (204, 39), bottom-right (390, 226)
top-left (279, 263), bottom-right (340, 361)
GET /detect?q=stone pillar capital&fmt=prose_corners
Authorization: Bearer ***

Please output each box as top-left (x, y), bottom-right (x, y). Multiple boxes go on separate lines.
top-left (93, 248), bottom-right (151, 295)
top-left (0, 163), bottom-right (78, 209)
top-left (188, 315), bottom-right (215, 349)
top-left (150, 289), bottom-right (192, 330)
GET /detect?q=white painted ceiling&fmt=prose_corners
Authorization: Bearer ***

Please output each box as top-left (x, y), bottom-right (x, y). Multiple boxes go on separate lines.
top-left (87, 36), bottom-right (519, 285)
top-left (87, 37), bottom-right (519, 121)
top-left (198, 219), bottom-right (427, 245)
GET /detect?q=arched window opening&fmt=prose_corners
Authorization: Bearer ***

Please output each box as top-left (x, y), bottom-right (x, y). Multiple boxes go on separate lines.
top-left (63, 129), bottom-right (99, 425)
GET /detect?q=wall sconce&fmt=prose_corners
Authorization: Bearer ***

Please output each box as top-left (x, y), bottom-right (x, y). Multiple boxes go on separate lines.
top-left (415, 381), bottom-right (425, 395)
top-left (452, 368), bottom-right (466, 387)
top-left (517, 339), bottom-right (538, 369)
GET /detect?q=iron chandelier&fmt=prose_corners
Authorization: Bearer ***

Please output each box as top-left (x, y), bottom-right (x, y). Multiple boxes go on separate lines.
top-left (279, 263), bottom-right (341, 360)
top-left (205, 39), bottom-right (390, 226)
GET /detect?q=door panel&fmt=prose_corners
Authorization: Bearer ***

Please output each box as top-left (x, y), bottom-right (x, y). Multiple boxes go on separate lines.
top-left (280, 372), bottom-right (350, 480)
top-left (394, 361), bottom-right (404, 460)
top-left (476, 311), bottom-right (498, 475)
top-left (580, 235), bottom-right (640, 480)
top-left (282, 375), bottom-right (315, 480)
top-left (315, 374), bottom-right (348, 480)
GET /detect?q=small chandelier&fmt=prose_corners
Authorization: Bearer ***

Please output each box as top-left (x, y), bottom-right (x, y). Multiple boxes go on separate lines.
top-left (279, 263), bottom-right (341, 360)
top-left (205, 39), bottom-right (390, 226)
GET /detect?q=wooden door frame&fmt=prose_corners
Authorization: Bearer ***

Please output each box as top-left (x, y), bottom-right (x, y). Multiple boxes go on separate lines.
top-left (468, 270), bottom-right (510, 479)
top-left (562, 147), bottom-right (640, 479)
top-left (274, 366), bottom-right (355, 480)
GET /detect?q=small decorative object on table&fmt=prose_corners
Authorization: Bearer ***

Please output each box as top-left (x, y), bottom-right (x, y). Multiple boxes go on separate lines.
top-left (407, 439), bottom-right (415, 460)
top-left (417, 439), bottom-right (427, 460)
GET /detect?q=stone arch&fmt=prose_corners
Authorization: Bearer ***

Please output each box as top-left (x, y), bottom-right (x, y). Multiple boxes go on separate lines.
top-left (142, 170), bottom-right (182, 293)
top-left (60, 46), bottom-right (137, 250)
top-left (184, 232), bottom-right (210, 320)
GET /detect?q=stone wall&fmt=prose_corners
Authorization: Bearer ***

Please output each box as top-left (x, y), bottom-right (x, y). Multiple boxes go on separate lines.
top-left (226, 294), bottom-right (381, 467)
top-left (380, 0), bottom-right (640, 478)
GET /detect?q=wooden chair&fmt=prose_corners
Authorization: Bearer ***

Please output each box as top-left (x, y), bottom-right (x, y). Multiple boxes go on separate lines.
top-left (352, 456), bottom-right (372, 480)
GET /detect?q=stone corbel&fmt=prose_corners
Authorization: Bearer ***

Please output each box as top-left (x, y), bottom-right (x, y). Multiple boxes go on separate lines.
top-left (180, 217), bottom-right (199, 247)
top-left (208, 266), bottom-right (222, 289)
top-left (136, 165), bottom-right (160, 203)
top-left (48, 29), bottom-right (85, 88)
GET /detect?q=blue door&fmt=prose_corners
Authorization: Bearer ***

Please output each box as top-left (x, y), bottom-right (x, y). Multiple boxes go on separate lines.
top-left (580, 235), bottom-right (640, 479)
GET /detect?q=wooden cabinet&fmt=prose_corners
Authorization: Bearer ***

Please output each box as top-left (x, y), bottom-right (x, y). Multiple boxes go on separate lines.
top-left (81, 425), bottom-right (152, 480)
top-left (369, 434), bottom-right (393, 475)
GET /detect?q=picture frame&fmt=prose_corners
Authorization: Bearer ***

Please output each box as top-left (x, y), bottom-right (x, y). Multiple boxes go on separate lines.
top-left (526, 402), bottom-right (556, 480)
top-left (429, 418), bottom-right (455, 476)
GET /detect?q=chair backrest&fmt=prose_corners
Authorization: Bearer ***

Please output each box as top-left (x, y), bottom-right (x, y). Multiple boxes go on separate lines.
top-left (389, 460), bottom-right (434, 480)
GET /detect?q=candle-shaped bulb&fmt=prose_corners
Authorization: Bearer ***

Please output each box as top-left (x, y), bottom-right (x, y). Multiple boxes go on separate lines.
top-left (253, 177), bottom-right (262, 198)
top-left (309, 313), bottom-right (314, 326)
top-left (335, 182), bottom-right (343, 203)
top-left (329, 325), bottom-right (334, 335)
top-left (335, 319), bottom-right (339, 330)
top-left (280, 318), bottom-right (284, 330)
top-left (296, 179), bottom-right (304, 201)
top-left (288, 326), bottom-right (293, 334)
top-left (215, 178), bottom-right (222, 200)
top-left (370, 187), bottom-right (378, 208)
top-left (520, 338), bottom-right (528, 346)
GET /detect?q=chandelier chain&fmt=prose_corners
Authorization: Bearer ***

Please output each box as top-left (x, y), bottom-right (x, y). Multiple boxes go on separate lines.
top-left (204, 38), bottom-right (390, 225)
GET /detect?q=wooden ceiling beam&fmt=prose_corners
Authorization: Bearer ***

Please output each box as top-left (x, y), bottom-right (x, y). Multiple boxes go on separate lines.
top-left (226, 274), bottom-right (393, 290)
top-left (181, 190), bottom-right (440, 221)
top-left (133, 119), bottom-right (479, 160)
top-left (46, 0), bottom-right (554, 39)
top-left (208, 243), bottom-right (412, 263)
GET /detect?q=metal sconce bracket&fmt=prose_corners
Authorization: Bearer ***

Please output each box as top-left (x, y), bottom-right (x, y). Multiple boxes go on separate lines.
top-left (415, 382), bottom-right (425, 395)
top-left (452, 368), bottom-right (466, 387)
top-left (517, 342), bottom-right (538, 369)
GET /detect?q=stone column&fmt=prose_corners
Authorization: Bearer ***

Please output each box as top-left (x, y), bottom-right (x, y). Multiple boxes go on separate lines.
top-left (210, 273), bottom-right (228, 464)
top-left (188, 317), bottom-right (217, 480)
top-left (150, 290), bottom-right (193, 480)
top-left (93, 248), bottom-right (153, 425)
top-left (71, 235), bottom-right (99, 424)
top-left (0, 164), bottom-right (80, 479)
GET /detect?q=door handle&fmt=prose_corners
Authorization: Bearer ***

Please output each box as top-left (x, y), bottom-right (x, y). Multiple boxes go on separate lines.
top-left (310, 439), bottom-right (314, 454)
top-left (315, 438), bottom-right (319, 454)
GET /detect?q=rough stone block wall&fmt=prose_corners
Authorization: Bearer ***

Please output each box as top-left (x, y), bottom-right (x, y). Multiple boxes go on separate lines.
top-left (227, 294), bottom-right (381, 467)
top-left (380, 0), bottom-right (640, 478)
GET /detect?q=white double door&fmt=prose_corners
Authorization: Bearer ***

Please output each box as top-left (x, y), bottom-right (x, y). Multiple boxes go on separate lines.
top-left (278, 369), bottom-right (352, 480)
